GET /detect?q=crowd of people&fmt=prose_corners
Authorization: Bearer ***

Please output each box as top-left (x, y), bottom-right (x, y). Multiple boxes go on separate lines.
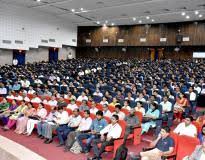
top-left (0, 58), bottom-right (205, 160)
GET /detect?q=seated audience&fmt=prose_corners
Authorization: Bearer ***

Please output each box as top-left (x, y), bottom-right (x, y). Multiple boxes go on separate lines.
top-left (140, 126), bottom-right (174, 160)
top-left (64, 110), bottom-right (92, 151)
top-left (77, 111), bottom-right (107, 153)
top-left (56, 108), bottom-right (81, 146)
top-left (90, 114), bottom-right (122, 160)
top-left (90, 101), bottom-right (98, 114)
top-left (112, 104), bottom-right (125, 120)
top-left (102, 104), bottom-right (112, 118)
top-left (79, 100), bottom-right (89, 112)
top-left (198, 124), bottom-right (205, 144)
top-left (122, 100), bottom-right (131, 110)
top-left (135, 101), bottom-right (145, 116)
top-left (173, 116), bottom-right (197, 137)
top-left (67, 99), bottom-right (78, 111)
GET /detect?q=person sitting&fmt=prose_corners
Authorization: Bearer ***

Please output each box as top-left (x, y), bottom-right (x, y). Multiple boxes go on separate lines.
top-left (135, 93), bottom-right (146, 102)
top-left (141, 102), bottom-right (160, 134)
top-left (160, 96), bottom-right (172, 120)
top-left (0, 98), bottom-right (10, 112)
top-left (67, 99), bottom-right (78, 111)
top-left (122, 100), bottom-right (131, 110)
top-left (47, 96), bottom-right (58, 107)
top-left (64, 110), bottom-right (92, 151)
top-left (79, 100), bottom-right (89, 112)
top-left (174, 92), bottom-right (188, 122)
top-left (77, 92), bottom-right (88, 102)
top-left (109, 97), bottom-right (118, 107)
top-left (25, 103), bottom-right (47, 136)
top-left (198, 124), bottom-right (205, 144)
top-left (173, 115), bottom-right (197, 137)
top-left (135, 101), bottom-right (145, 116)
top-left (31, 94), bottom-right (42, 103)
top-left (124, 109), bottom-right (140, 140)
top-left (3, 101), bottom-right (28, 131)
top-left (140, 126), bottom-right (175, 160)
top-left (102, 104), bottom-right (112, 118)
top-left (100, 97), bottom-right (109, 106)
top-left (89, 114), bottom-right (122, 160)
top-left (90, 101), bottom-right (98, 114)
top-left (76, 111), bottom-right (107, 153)
top-left (111, 104), bottom-right (125, 120)
top-left (56, 108), bottom-right (81, 146)
top-left (183, 140), bottom-right (205, 160)
top-left (93, 88), bottom-right (103, 97)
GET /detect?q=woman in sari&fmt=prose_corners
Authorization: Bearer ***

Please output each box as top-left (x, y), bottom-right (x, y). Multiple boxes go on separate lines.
top-left (3, 100), bottom-right (28, 131)
top-left (25, 103), bottom-right (47, 136)
top-left (174, 93), bottom-right (188, 122)
top-left (0, 99), bottom-right (18, 125)
top-left (14, 102), bottom-right (36, 134)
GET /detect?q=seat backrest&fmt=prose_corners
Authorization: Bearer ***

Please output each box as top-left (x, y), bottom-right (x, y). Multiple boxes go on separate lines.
top-left (169, 132), bottom-right (179, 155)
top-left (176, 135), bottom-right (200, 160)
top-left (121, 108), bottom-right (129, 116)
top-left (66, 108), bottom-right (73, 115)
top-left (118, 120), bottom-right (127, 138)
top-left (135, 111), bottom-right (143, 124)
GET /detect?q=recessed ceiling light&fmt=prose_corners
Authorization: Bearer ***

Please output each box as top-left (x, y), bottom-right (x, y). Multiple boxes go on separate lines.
top-left (36, 0), bottom-right (41, 2)
top-left (71, 9), bottom-right (75, 12)
top-left (111, 23), bottom-right (115, 26)
top-left (186, 15), bottom-right (190, 19)
top-left (146, 16), bottom-right (150, 20)
top-left (151, 19), bottom-right (155, 22)
top-left (80, 8), bottom-right (84, 11)
top-left (139, 20), bottom-right (142, 23)
top-left (96, 21), bottom-right (100, 24)
top-left (133, 17), bottom-right (136, 21)
top-left (103, 24), bottom-right (107, 27)
top-left (199, 14), bottom-right (203, 18)
top-left (105, 20), bottom-right (108, 24)
top-left (181, 12), bottom-right (186, 16)
top-left (195, 11), bottom-right (199, 15)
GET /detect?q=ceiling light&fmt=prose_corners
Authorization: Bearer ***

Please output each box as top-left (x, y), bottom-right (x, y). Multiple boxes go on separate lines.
top-left (103, 24), bottom-right (107, 27)
top-left (199, 14), bottom-right (203, 18)
top-left (80, 8), bottom-right (84, 11)
top-left (111, 23), bottom-right (115, 26)
top-left (181, 12), bottom-right (186, 16)
top-left (139, 20), bottom-right (142, 23)
top-left (151, 19), bottom-right (155, 22)
top-left (133, 17), bottom-right (136, 21)
top-left (71, 9), bottom-right (75, 12)
top-left (186, 15), bottom-right (190, 19)
top-left (146, 16), bottom-right (150, 19)
top-left (105, 20), bottom-right (108, 24)
top-left (36, 0), bottom-right (41, 2)
top-left (96, 21), bottom-right (100, 24)
top-left (195, 11), bottom-right (199, 15)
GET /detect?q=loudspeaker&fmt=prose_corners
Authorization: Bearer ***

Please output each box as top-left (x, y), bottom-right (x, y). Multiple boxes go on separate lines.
top-left (176, 35), bottom-right (183, 43)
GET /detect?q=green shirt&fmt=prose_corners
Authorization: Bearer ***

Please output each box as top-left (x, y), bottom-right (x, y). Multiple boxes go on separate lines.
top-left (0, 103), bottom-right (10, 110)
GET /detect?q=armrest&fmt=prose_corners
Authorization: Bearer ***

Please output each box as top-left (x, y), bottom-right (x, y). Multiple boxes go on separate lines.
top-left (80, 130), bottom-right (91, 133)
top-left (133, 125), bottom-right (141, 129)
top-left (161, 154), bottom-right (177, 160)
top-left (142, 147), bottom-right (154, 151)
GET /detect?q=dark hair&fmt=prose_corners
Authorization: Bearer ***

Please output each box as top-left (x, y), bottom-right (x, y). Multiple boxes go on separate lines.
top-left (115, 104), bottom-right (122, 110)
top-left (96, 110), bottom-right (103, 116)
top-left (58, 106), bottom-right (63, 111)
top-left (184, 115), bottom-right (193, 122)
top-left (112, 114), bottom-right (119, 121)
top-left (73, 108), bottom-right (80, 112)
top-left (84, 110), bottom-right (90, 115)
top-left (201, 124), bottom-right (205, 135)
top-left (151, 102), bottom-right (158, 113)
top-left (162, 126), bottom-right (171, 133)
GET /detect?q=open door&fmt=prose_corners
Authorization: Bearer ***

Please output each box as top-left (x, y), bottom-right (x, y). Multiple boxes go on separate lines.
top-left (13, 50), bottom-right (26, 65)
top-left (49, 48), bottom-right (58, 63)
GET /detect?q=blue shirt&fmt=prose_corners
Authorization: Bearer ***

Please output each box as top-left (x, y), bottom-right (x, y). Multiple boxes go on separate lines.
top-left (12, 84), bottom-right (21, 91)
top-left (156, 136), bottom-right (174, 152)
top-left (91, 118), bottom-right (107, 133)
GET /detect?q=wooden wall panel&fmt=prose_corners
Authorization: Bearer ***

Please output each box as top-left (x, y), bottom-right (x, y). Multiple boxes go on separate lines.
top-left (78, 21), bottom-right (205, 47)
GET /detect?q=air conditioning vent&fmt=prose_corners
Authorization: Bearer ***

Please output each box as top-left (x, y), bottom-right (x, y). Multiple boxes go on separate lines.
top-left (72, 39), bottom-right (76, 42)
top-left (2, 40), bottom-right (12, 44)
top-left (49, 39), bottom-right (55, 42)
top-left (41, 39), bottom-right (48, 43)
top-left (15, 40), bottom-right (23, 44)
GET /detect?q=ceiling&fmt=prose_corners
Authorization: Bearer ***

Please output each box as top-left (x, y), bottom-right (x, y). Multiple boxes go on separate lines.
top-left (0, 0), bottom-right (205, 26)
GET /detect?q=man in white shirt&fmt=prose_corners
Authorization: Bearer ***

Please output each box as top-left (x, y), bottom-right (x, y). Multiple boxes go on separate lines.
top-left (48, 96), bottom-right (57, 107)
top-left (31, 94), bottom-right (42, 103)
top-left (187, 86), bottom-right (197, 114)
top-left (56, 108), bottom-right (82, 146)
top-left (0, 83), bottom-right (7, 96)
top-left (160, 96), bottom-right (172, 122)
top-left (67, 99), bottom-right (78, 111)
top-left (20, 79), bottom-right (30, 88)
top-left (90, 101), bottom-right (98, 114)
top-left (27, 86), bottom-right (36, 95)
top-left (90, 114), bottom-right (122, 160)
top-left (77, 92), bottom-right (88, 102)
top-left (174, 116), bottom-right (197, 137)
top-left (112, 104), bottom-right (125, 120)
top-left (102, 104), bottom-right (112, 118)
top-left (93, 88), bottom-right (103, 97)
top-left (64, 110), bottom-right (92, 151)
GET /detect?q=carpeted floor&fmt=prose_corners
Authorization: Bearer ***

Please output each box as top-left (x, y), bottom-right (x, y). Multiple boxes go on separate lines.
top-left (0, 129), bottom-right (150, 160)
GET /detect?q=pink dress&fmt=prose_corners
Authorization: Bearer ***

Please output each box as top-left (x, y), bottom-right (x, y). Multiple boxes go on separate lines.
top-left (15, 108), bottom-right (36, 134)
